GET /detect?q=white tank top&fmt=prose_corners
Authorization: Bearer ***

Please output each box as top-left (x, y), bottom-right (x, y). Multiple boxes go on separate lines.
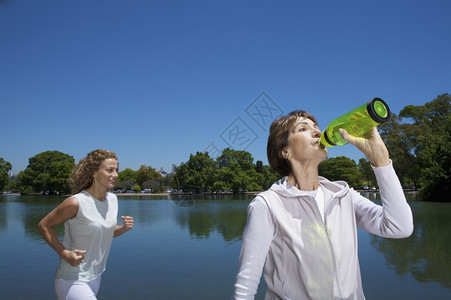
top-left (55, 191), bottom-right (118, 281)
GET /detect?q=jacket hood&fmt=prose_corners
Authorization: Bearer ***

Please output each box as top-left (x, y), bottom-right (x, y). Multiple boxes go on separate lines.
top-left (269, 176), bottom-right (350, 199)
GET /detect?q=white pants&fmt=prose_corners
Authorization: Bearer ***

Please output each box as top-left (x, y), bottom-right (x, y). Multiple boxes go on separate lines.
top-left (54, 276), bottom-right (101, 300)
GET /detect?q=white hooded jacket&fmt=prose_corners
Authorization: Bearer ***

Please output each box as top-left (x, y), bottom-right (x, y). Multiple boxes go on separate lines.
top-left (233, 162), bottom-right (413, 300)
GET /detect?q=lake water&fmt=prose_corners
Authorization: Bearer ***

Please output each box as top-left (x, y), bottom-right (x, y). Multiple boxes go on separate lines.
top-left (0, 193), bottom-right (450, 300)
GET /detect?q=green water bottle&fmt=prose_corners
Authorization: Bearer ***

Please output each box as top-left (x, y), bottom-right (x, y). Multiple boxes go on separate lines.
top-left (320, 97), bottom-right (390, 147)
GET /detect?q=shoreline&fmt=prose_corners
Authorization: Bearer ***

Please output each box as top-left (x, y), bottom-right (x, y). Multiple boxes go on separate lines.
top-left (2, 189), bottom-right (419, 197)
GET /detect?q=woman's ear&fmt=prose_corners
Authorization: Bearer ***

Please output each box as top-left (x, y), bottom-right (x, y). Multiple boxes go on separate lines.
top-left (282, 148), bottom-right (290, 160)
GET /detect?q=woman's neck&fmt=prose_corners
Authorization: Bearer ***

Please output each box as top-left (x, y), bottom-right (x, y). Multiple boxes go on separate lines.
top-left (287, 161), bottom-right (320, 191)
top-left (85, 185), bottom-right (108, 201)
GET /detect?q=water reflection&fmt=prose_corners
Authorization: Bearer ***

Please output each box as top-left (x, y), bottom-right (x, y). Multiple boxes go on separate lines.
top-left (169, 194), bottom-right (198, 208)
top-left (173, 196), bottom-right (250, 242)
top-left (2, 192), bottom-right (451, 294)
top-left (19, 195), bottom-right (65, 242)
top-left (0, 203), bottom-right (7, 231)
top-left (369, 199), bottom-right (451, 289)
top-left (117, 197), bottom-right (164, 225)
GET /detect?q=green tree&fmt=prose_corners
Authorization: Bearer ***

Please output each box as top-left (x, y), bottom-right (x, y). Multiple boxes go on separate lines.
top-left (398, 94), bottom-right (451, 201)
top-left (255, 160), bottom-right (279, 190)
top-left (142, 180), bottom-right (162, 192)
top-left (261, 165), bottom-right (280, 190)
top-left (255, 160), bottom-right (263, 173)
top-left (358, 158), bottom-right (375, 188)
top-left (136, 165), bottom-right (162, 189)
top-left (0, 157), bottom-right (12, 191)
top-left (16, 151), bottom-right (74, 195)
top-left (171, 152), bottom-right (216, 192)
top-left (118, 168), bottom-right (137, 182)
top-left (318, 156), bottom-right (362, 188)
top-left (212, 166), bottom-right (233, 192)
top-left (379, 113), bottom-right (422, 189)
top-left (116, 168), bottom-right (137, 190)
top-left (132, 184), bottom-right (141, 193)
top-left (216, 148), bottom-right (263, 193)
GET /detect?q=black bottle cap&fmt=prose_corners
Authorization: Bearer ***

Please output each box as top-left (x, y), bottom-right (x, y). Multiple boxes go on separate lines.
top-left (367, 97), bottom-right (391, 123)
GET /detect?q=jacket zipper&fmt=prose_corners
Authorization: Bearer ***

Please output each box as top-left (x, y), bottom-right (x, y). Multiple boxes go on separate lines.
top-left (324, 207), bottom-right (344, 299)
top-left (307, 191), bottom-right (345, 299)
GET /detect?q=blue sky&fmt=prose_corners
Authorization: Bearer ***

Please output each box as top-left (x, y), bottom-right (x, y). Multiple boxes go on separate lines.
top-left (2, 0), bottom-right (450, 174)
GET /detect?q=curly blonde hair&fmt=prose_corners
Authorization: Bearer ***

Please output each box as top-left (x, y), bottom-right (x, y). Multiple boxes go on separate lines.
top-left (69, 149), bottom-right (118, 194)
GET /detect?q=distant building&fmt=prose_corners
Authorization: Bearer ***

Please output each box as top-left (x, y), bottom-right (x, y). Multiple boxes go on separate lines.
top-left (159, 165), bottom-right (176, 177)
top-left (159, 167), bottom-right (168, 177)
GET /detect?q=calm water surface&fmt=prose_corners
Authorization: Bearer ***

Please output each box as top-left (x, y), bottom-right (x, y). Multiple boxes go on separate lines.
top-left (0, 193), bottom-right (450, 300)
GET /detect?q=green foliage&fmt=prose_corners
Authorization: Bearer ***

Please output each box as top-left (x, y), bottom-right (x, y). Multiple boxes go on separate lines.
top-left (136, 165), bottom-right (163, 188)
top-left (171, 151), bottom-right (216, 192)
top-left (174, 147), bottom-right (384, 194)
top-left (116, 168), bottom-right (137, 190)
top-left (260, 165), bottom-right (280, 190)
top-left (319, 156), bottom-right (362, 188)
top-left (380, 94), bottom-right (450, 201)
top-left (16, 151), bottom-right (75, 195)
top-left (118, 168), bottom-right (137, 182)
top-left (358, 158), bottom-right (376, 188)
top-left (116, 166), bottom-right (166, 192)
top-left (378, 113), bottom-right (422, 189)
top-left (0, 157), bottom-right (12, 191)
top-left (216, 148), bottom-right (263, 193)
top-left (143, 180), bottom-right (162, 192)
top-left (12, 93), bottom-right (448, 201)
top-left (132, 184), bottom-right (141, 193)
top-left (172, 149), bottom-right (267, 194)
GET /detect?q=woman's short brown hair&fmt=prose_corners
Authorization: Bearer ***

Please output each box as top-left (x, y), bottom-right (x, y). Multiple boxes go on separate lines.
top-left (69, 149), bottom-right (117, 194)
top-left (267, 110), bottom-right (318, 177)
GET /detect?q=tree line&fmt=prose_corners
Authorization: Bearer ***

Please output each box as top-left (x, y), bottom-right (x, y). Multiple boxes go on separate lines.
top-left (0, 151), bottom-right (171, 195)
top-left (0, 148), bottom-right (375, 196)
top-left (378, 93), bottom-right (450, 201)
top-left (171, 148), bottom-right (378, 193)
top-left (0, 94), bottom-right (449, 201)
